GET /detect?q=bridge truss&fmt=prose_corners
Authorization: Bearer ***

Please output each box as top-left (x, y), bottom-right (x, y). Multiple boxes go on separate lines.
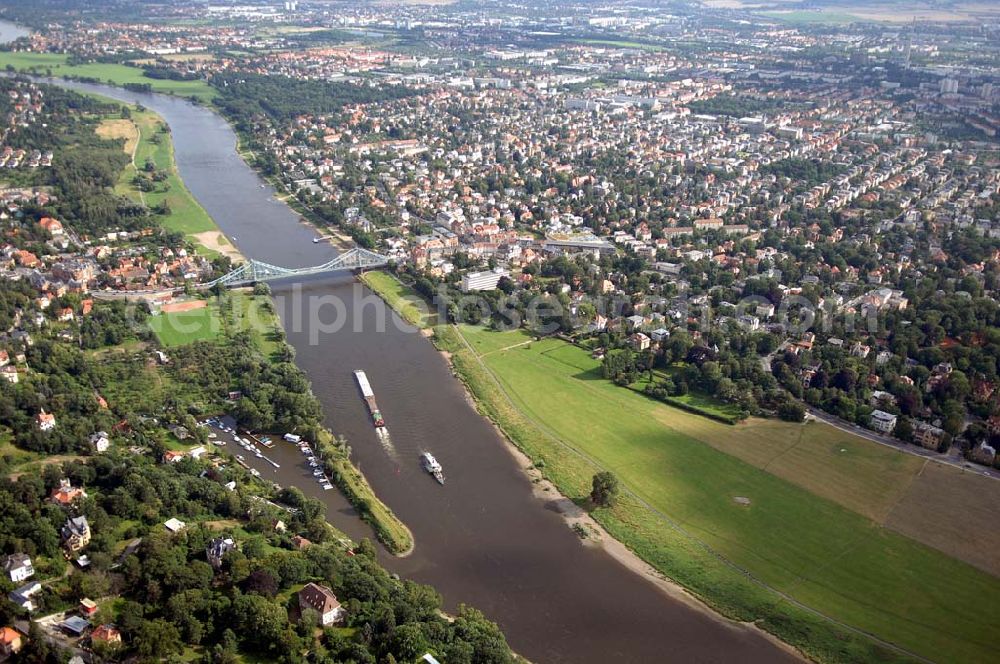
top-left (201, 247), bottom-right (389, 289)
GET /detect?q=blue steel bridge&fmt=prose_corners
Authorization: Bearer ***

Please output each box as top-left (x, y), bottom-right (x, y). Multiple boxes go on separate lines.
top-left (200, 247), bottom-right (390, 289)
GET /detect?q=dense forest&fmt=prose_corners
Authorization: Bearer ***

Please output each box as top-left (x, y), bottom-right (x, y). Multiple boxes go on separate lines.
top-left (0, 452), bottom-right (514, 664)
top-left (687, 93), bottom-right (801, 118)
top-left (760, 157), bottom-right (848, 187)
top-left (0, 289), bottom-right (515, 662)
top-left (0, 77), bottom-right (149, 236)
top-left (211, 73), bottom-right (417, 127)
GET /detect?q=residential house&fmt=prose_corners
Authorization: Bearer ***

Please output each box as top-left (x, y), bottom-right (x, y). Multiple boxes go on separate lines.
top-left (913, 422), bottom-right (946, 450)
top-left (298, 582), bottom-right (346, 626)
top-left (89, 431), bottom-right (110, 453)
top-left (206, 537), bottom-right (237, 569)
top-left (8, 581), bottom-right (42, 612)
top-left (970, 442), bottom-right (996, 466)
top-left (90, 624), bottom-right (122, 646)
top-left (0, 626), bottom-right (23, 656)
top-left (79, 598), bottom-right (98, 618)
top-left (628, 332), bottom-right (650, 351)
top-left (163, 450), bottom-right (186, 463)
top-left (650, 328), bottom-right (670, 343)
top-left (164, 518), bottom-right (186, 533)
top-left (870, 390), bottom-right (897, 409)
top-left (36, 409), bottom-right (56, 432)
top-left (59, 616), bottom-right (90, 638)
top-left (869, 410), bottom-right (898, 434)
top-left (38, 217), bottom-right (63, 236)
top-left (50, 479), bottom-right (87, 506)
top-left (61, 516), bottom-right (91, 552)
top-left (625, 314), bottom-right (646, 330)
top-left (3, 553), bottom-right (34, 583)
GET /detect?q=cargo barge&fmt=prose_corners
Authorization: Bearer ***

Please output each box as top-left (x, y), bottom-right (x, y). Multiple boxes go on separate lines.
top-left (354, 370), bottom-right (385, 428)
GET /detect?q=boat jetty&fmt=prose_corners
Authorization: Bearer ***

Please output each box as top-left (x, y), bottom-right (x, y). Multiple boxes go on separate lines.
top-left (285, 434), bottom-right (334, 491)
top-left (200, 417), bottom-right (281, 472)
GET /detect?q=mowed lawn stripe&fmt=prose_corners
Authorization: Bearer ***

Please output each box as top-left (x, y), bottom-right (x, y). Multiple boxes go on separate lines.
top-left (654, 407), bottom-right (925, 523)
top-left (481, 336), bottom-right (1000, 664)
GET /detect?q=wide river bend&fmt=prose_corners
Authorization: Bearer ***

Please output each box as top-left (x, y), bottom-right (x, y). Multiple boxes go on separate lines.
top-left (6, 38), bottom-right (799, 663)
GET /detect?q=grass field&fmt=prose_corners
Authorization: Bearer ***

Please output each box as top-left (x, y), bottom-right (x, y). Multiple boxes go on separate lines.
top-left (223, 292), bottom-right (284, 360)
top-left (96, 117), bottom-right (139, 154)
top-left (360, 271), bottom-right (438, 328)
top-left (760, 10), bottom-right (865, 24)
top-left (149, 303), bottom-right (222, 347)
top-left (458, 323), bottom-right (533, 355)
top-left (148, 293), bottom-right (281, 351)
top-left (647, 404), bottom-right (924, 522)
top-left (445, 325), bottom-right (1000, 664)
top-left (0, 52), bottom-right (216, 102)
top-left (884, 461), bottom-right (1000, 576)
top-left (109, 109), bottom-right (234, 258)
top-left (0, 427), bottom-right (37, 469)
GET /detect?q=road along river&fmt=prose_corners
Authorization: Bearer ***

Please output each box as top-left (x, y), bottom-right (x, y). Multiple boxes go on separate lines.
top-left (21, 67), bottom-right (801, 663)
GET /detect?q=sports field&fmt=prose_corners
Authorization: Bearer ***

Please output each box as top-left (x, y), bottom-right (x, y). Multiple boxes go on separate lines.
top-left (450, 325), bottom-right (1000, 664)
top-left (0, 52), bottom-right (216, 101)
top-left (148, 293), bottom-right (281, 351)
top-left (149, 302), bottom-right (220, 347)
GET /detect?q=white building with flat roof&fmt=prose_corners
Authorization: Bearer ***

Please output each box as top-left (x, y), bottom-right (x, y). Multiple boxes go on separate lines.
top-left (461, 268), bottom-right (510, 292)
top-left (870, 409), bottom-right (897, 434)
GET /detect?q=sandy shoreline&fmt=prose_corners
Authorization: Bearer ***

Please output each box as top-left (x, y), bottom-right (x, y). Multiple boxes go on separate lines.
top-left (507, 440), bottom-right (806, 661)
top-left (192, 230), bottom-right (244, 261)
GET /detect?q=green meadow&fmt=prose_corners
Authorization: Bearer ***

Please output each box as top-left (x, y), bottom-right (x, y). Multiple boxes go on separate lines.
top-left (148, 293), bottom-right (282, 351)
top-left (360, 272), bottom-right (437, 328)
top-left (0, 51), bottom-right (216, 101)
top-left (148, 304), bottom-right (221, 347)
top-left (444, 326), bottom-right (1000, 664)
top-left (106, 109), bottom-right (232, 258)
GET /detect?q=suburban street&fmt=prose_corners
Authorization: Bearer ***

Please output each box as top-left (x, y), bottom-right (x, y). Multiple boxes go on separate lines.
top-left (805, 405), bottom-right (1000, 481)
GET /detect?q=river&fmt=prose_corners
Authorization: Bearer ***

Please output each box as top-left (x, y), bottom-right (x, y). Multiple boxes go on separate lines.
top-left (0, 19), bottom-right (27, 44)
top-left (5, 24), bottom-right (800, 662)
